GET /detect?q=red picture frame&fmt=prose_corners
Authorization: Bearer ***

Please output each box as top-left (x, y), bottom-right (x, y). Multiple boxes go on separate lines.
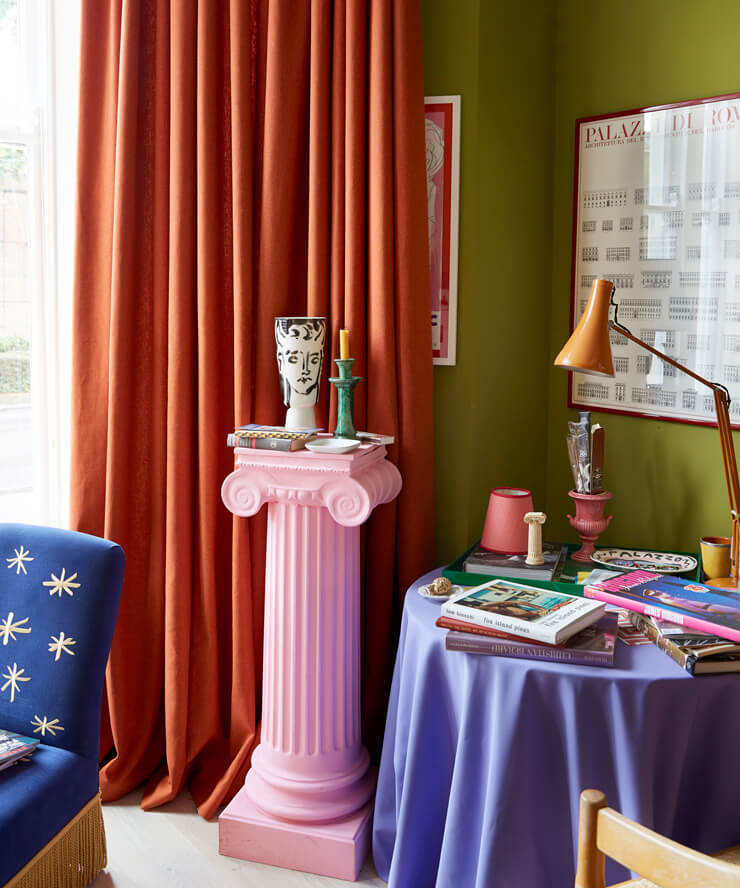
top-left (569, 92), bottom-right (740, 428)
top-left (425, 96), bottom-right (460, 366)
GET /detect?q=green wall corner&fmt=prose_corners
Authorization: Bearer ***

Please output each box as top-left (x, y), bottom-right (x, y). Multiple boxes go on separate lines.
top-left (424, 0), bottom-right (556, 566)
top-left (424, 0), bottom-right (740, 566)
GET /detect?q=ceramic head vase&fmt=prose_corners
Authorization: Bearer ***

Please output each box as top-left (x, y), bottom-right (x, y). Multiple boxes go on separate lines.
top-left (275, 317), bottom-right (327, 430)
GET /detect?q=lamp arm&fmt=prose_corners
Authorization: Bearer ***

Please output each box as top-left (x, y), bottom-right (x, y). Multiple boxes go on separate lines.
top-left (610, 319), bottom-right (725, 392)
top-left (611, 316), bottom-right (740, 584)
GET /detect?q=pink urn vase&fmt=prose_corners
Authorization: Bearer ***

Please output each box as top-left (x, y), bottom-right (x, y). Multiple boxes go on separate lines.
top-left (567, 489), bottom-right (612, 562)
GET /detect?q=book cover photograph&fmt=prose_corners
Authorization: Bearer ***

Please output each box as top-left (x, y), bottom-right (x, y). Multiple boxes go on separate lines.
top-left (585, 570), bottom-right (740, 643)
top-left (441, 579), bottom-right (605, 644)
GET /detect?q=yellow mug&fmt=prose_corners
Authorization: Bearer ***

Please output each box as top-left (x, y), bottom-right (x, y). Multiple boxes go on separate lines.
top-left (699, 536), bottom-right (731, 580)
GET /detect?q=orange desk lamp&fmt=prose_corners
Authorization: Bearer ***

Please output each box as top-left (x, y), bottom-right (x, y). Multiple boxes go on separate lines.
top-left (554, 278), bottom-right (740, 589)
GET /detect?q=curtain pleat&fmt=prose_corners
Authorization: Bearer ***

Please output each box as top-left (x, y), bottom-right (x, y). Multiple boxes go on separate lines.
top-left (71, 0), bottom-right (433, 819)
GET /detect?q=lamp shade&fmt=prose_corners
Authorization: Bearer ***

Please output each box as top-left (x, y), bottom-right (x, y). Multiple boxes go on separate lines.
top-left (480, 487), bottom-right (533, 554)
top-left (554, 279), bottom-right (615, 376)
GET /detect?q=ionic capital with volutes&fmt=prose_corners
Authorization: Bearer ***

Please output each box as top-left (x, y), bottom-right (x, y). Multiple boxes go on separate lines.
top-left (221, 445), bottom-right (402, 527)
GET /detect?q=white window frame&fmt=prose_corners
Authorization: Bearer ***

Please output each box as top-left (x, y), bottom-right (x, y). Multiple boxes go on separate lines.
top-left (0, 0), bottom-right (79, 526)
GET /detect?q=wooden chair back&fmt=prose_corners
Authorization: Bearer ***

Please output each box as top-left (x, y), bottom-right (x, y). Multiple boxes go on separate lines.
top-left (575, 789), bottom-right (740, 888)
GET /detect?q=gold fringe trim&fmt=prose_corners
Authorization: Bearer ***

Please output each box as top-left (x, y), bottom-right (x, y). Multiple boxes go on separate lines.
top-left (5, 793), bottom-right (107, 888)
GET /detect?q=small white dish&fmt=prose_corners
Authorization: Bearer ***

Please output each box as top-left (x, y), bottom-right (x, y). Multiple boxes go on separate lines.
top-left (590, 548), bottom-right (697, 574)
top-left (305, 438), bottom-right (362, 455)
top-left (417, 583), bottom-right (464, 601)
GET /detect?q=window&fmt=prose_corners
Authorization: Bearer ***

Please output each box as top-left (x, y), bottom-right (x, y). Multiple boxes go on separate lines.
top-left (0, 0), bottom-right (79, 525)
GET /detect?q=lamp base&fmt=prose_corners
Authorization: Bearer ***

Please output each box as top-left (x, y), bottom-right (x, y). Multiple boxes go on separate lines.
top-left (703, 576), bottom-right (738, 590)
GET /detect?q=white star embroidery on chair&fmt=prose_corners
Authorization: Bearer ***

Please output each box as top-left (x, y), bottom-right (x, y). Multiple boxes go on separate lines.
top-left (30, 715), bottom-right (64, 737)
top-left (0, 612), bottom-right (32, 645)
top-left (1, 663), bottom-right (30, 703)
top-left (42, 568), bottom-right (81, 598)
top-left (48, 632), bottom-right (76, 660)
top-left (6, 546), bottom-right (33, 575)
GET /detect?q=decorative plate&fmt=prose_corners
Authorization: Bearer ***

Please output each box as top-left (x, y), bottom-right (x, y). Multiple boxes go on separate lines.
top-left (417, 583), bottom-right (464, 601)
top-left (305, 438), bottom-right (361, 455)
top-left (590, 548), bottom-right (697, 574)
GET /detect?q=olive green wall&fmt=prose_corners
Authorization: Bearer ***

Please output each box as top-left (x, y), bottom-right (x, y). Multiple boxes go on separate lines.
top-left (424, 0), bottom-right (740, 563)
top-left (545, 0), bottom-right (740, 553)
top-left (423, 0), bottom-right (557, 565)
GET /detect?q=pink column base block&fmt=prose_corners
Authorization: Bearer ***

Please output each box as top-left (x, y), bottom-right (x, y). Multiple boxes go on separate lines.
top-left (219, 447), bottom-right (401, 878)
top-left (218, 785), bottom-right (373, 882)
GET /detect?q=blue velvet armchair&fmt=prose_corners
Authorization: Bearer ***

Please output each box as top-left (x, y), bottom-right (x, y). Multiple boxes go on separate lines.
top-left (0, 523), bottom-right (124, 888)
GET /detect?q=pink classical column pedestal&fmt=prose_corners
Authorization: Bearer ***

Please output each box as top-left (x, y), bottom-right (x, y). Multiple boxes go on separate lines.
top-left (218, 444), bottom-right (402, 881)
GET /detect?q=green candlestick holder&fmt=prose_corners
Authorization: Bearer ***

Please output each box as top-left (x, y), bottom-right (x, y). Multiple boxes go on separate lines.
top-left (329, 358), bottom-right (362, 439)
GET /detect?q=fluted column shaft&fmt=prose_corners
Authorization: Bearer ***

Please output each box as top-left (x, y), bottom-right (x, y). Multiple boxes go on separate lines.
top-left (247, 500), bottom-right (370, 822)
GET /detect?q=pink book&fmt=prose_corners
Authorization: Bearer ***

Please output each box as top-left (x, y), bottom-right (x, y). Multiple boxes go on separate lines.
top-left (585, 569), bottom-right (740, 644)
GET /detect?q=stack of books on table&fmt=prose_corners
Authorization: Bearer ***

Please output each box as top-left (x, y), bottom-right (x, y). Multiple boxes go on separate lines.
top-left (227, 424), bottom-right (320, 451)
top-left (438, 579), bottom-right (617, 667)
top-left (0, 728), bottom-right (40, 772)
top-left (627, 613), bottom-right (740, 675)
top-left (462, 541), bottom-right (568, 582)
top-left (585, 569), bottom-right (740, 676)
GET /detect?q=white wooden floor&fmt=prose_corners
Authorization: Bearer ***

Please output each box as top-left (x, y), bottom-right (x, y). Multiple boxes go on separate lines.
top-left (91, 788), bottom-right (387, 888)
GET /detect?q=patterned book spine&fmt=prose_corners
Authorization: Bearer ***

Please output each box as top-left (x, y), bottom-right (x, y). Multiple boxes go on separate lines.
top-left (628, 613), bottom-right (693, 673)
top-left (444, 632), bottom-right (612, 666)
top-left (227, 433), bottom-right (301, 450)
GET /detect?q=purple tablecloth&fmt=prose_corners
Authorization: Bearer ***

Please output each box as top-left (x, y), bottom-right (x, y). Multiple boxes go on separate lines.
top-left (372, 570), bottom-right (740, 887)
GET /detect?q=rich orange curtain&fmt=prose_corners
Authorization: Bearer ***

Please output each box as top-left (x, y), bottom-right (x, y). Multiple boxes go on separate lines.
top-left (71, 0), bottom-right (433, 819)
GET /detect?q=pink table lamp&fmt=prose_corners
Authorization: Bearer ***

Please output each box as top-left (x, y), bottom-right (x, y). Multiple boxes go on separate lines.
top-left (480, 487), bottom-right (533, 554)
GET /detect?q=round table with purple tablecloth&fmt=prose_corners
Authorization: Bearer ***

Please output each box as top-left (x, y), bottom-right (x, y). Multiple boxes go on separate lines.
top-left (372, 570), bottom-right (740, 887)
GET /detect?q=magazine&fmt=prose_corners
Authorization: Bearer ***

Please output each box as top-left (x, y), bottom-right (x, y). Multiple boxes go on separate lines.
top-left (444, 612), bottom-right (618, 667)
top-left (584, 570), bottom-right (740, 643)
top-left (440, 579), bottom-right (605, 644)
top-left (629, 612), bottom-right (740, 675)
top-left (0, 728), bottom-right (39, 772)
top-left (462, 541), bottom-right (567, 582)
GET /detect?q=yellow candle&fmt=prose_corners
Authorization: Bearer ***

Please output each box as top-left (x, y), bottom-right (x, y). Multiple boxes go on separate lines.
top-left (339, 328), bottom-right (350, 360)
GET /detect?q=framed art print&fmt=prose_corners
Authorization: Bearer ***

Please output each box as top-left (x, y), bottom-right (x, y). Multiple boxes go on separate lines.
top-left (425, 95), bottom-right (460, 366)
top-left (569, 92), bottom-right (740, 427)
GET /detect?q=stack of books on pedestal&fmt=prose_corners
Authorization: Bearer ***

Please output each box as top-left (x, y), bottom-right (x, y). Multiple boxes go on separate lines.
top-left (439, 579), bottom-right (615, 667)
top-left (227, 424), bottom-right (320, 451)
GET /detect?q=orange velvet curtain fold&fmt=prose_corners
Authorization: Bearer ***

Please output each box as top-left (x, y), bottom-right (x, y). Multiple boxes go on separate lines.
top-left (71, 0), bottom-right (433, 819)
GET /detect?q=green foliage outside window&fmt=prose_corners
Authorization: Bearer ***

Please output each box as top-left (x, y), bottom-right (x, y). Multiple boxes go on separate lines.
top-left (0, 146), bottom-right (25, 183)
top-left (0, 336), bottom-right (29, 393)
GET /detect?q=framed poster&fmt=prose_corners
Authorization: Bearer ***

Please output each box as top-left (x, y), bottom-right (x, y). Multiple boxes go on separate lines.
top-left (569, 92), bottom-right (740, 428)
top-left (425, 95), bottom-right (460, 366)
